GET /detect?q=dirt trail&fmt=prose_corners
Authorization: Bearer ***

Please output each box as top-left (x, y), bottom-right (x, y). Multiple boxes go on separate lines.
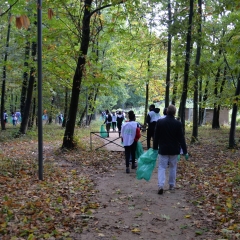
top-left (80, 133), bottom-right (215, 240)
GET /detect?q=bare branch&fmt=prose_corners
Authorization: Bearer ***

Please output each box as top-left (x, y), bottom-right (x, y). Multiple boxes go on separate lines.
top-left (90, 0), bottom-right (126, 17)
top-left (0, 0), bottom-right (19, 17)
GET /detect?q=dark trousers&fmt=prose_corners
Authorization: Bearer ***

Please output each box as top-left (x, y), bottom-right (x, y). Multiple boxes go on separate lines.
top-left (106, 123), bottom-right (111, 137)
top-left (112, 122), bottom-right (116, 131)
top-left (117, 123), bottom-right (122, 137)
top-left (124, 141), bottom-right (137, 168)
top-left (147, 122), bottom-right (156, 149)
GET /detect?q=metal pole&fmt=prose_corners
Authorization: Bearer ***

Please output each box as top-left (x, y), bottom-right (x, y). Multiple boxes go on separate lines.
top-left (37, 0), bottom-right (43, 180)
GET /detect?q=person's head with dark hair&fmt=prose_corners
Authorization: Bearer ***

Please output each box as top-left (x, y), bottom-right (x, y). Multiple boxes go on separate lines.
top-left (128, 110), bottom-right (134, 115)
top-left (128, 110), bottom-right (135, 121)
top-left (167, 105), bottom-right (176, 116)
top-left (106, 110), bottom-right (109, 114)
top-left (129, 113), bottom-right (136, 121)
top-left (118, 111), bottom-right (122, 114)
top-left (149, 104), bottom-right (155, 111)
top-left (163, 108), bottom-right (167, 116)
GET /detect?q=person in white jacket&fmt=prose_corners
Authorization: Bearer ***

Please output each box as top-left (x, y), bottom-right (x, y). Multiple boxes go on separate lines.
top-left (111, 112), bottom-right (117, 131)
top-left (121, 111), bottom-right (141, 173)
top-left (146, 104), bottom-right (161, 149)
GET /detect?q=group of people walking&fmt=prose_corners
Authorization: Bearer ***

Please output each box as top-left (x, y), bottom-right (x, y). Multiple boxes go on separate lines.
top-left (103, 104), bottom-right (188, 195)
top-left (103, 110), bottom-right (125, 137)
top-left (2, 110), bottom-right (21, 127)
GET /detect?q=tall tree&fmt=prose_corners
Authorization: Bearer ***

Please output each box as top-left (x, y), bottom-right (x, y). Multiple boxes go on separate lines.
top-left (179, 0), bottom-right (194, 133)
top-left (19, 42), bottom-right (36, 134)
top-left (229, 74), bottom-right (240, 148)
top-left (1, 12), bottom-right (11, 130)
top-left (62, 0), bottom-right (125, 148)
top-left (191, 0), bottom-right (202, 143)
top-left (165, 0), bottom-right (172, 108)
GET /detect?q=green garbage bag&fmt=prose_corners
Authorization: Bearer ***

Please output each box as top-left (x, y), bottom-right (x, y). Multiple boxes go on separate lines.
top-left (136, 148), bottom-right (158, 181)
top-left (100, 125), bottom-right (108, 138)
top-left (135, 141), bottom-right (144, 160)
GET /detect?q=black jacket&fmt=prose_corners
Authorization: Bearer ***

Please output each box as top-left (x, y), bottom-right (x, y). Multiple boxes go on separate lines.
top-left (153, 115), bottom-right (187, 155)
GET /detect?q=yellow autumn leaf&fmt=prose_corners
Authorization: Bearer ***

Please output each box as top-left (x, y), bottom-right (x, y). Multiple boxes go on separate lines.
top-left (131, 228), bottom-right (141, 233)
top-left (185, 215), bottom-right (191, 218)
top-left (27, 233), bottom-right (35, 240)
top-left (226, 198), bottom-right (232, 209)
top-left (23, 216), bottom-right (28, 223)
top-left (228, 224), bottom-right (237, 230)
top-left (1, 222), bottom-right (7, 228)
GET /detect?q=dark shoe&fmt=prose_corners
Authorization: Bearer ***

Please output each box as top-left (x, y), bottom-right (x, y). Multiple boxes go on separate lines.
top-left (158, 188), bottom-right (163, 195)
top-left (169, 185), bottom-right (175, 192)
top-left (131, 165), bottom-right (136, 169)
top-left (126, 167), bottom-right (130, 173)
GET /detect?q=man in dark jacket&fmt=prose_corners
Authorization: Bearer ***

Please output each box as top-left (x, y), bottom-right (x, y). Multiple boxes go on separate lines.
top-left (146, 104), bottom-right (161, 149)
top-left (153, 104), bottom-right (188, 194)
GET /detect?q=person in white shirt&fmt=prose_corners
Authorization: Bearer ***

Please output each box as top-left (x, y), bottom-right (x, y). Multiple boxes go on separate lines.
top-left (146, 104), bottom-right (161, 149)
top-left (121, 111), bottom-right (141, 173)
top-left (111, 112), bottom-right (117, 131)
top-left (159, 108), bottom-right (167, 119)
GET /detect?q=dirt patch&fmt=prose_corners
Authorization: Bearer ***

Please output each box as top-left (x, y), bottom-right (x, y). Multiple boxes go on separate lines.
top-left (79, 158), bottom-right (216, 240)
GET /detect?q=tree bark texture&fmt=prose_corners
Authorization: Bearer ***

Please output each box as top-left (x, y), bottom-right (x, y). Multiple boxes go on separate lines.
top-left (179, 0), bottom-right (194, 134)
top-left (19, 67), bottom-right (35, 134)
top-left (21, 41), bottom-right (30, 117)
top-left (1, 13), bottom-right (11, 130)
top-left (165, 0), bottom-right (172, 108)
top-left (229, 75), bottom-right (240, 148)
top-left (191, 0), bottom-right (202, 143)
top-left (212, 66), bottom-right (221, 129)
top-left (62, 0), bottom-right (92, 148)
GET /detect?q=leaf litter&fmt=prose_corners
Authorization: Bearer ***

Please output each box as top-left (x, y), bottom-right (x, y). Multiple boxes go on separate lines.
top-left (0, 127), bottom-right (239, 239)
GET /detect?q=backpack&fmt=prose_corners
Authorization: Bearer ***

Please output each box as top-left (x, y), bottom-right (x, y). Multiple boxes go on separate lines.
top-left (117, 115), bottom-right (124, 124)
top-left (107, 114), bottom-right (112, 122)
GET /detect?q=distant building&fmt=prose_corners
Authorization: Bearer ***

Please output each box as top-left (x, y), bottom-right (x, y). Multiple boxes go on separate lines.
top-left (185, 108), bottom-right (229, 125)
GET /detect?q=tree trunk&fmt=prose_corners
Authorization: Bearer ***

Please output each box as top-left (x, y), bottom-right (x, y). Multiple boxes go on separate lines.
top-left (179, 0), bottom-right (194, 133)
top-left (198, 77), bottom-right (203, 125)
top-left (62, 86), bottom-right (68, 128)
top-left (199, 78), bottom-right (209, 125)
top-left (79, 105), bottom-right (87, 126)
top-left (19, 40), bottom-right (37, 134)
top-left (165, 0), bottom-right (172, 108)
top-left (212, 66), bottom-right (221, 129)
top-left (30, 97), bottom-right (36, 128)
top-left (1, 13), bottom-right (11, 130)
top-left (229, 75), bottom-right (240, 148)
top-left (21, 41), bottom-right (30, 117)
top-left (62, 0), bottom-right (93, 148)
top-left (144, 48), bottom-right (151, 126)
top-left (191, 0), bottom-right (202, 143)
top-left (19, 67), bottom-right (35, 134)
top-left (48, 96), bottom-right (54, 124)
top-left (171, 73), bottom-right (178, 106)
top-left (87, 86), bottom-right (99, 125)
top-left (144, 82), bottom-right (149, 126)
